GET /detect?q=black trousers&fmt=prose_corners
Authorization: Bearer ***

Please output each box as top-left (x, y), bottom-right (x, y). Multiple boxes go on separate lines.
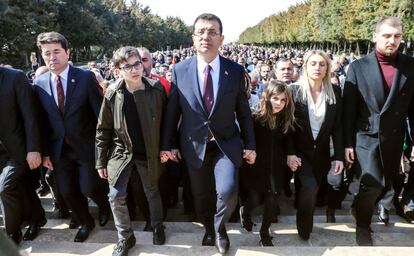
top-left (244, 189), bottom-right (278, 234)
top-left (53, 145), bottom-right (109, 226)
top-left (0, 159), bottom-right (44, 234)
top-left (296, 171), bottom-right (319, 235)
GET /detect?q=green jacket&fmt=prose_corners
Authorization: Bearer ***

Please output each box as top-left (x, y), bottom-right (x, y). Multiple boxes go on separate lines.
top-left (95, 76), bottom-right (166, 186)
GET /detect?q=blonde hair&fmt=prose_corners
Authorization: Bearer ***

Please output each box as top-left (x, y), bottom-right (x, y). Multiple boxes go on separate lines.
top-left (256, 80), bottom-right (295, 133)
top-left (298, 50), bottom-right (336, 105)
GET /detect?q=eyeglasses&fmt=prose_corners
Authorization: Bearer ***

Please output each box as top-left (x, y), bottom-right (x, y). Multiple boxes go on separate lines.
top-left (193, 29), bottom-right (221, 37)
top-left (120, 61), bottom-right (142, 72)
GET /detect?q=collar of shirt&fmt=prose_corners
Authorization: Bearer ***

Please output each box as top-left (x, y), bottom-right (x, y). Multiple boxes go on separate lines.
top-left (50, 64), bottom-right (70, 83)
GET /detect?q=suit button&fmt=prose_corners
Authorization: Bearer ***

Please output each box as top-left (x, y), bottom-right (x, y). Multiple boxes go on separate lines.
top-left (393, 129), bottom-right (397, 133)
top-left (313, 145), bottom-right (316, 149)
top-left (402, 93), bottom-right (406, 96)
top-left (395, 111), bottom-right (399, 115)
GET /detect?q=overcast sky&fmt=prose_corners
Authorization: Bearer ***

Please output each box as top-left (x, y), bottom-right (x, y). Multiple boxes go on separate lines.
top-left (137, 0), bottom-right (304, 43)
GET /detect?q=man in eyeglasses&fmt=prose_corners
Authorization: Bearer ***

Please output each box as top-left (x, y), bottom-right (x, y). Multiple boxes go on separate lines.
top-left (96, 46), bottom-right (166, 256)
top-left (161, 13), bottom-right (256, 254)
top-left (33, 31), bottom-right (110, 243)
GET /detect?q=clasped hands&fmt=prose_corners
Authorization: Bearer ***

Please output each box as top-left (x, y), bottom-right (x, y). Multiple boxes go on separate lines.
top-left (159, 149), bottom-right (257, 164)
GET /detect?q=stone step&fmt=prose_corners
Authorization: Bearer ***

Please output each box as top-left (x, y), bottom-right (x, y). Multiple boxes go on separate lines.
top-left (40, 218), bottom-right (414, 234)
top-left (18, 225), bottom-right (414, 247)
top-left (20, 241), bottom-right (414, 256)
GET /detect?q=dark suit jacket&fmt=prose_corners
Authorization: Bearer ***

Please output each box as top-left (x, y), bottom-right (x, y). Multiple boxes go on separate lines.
top-left (34, 65), bottom-right (103, 162)
top-left (0, 67), bottom-right (41, 163)
top-left (343, 51), bottom-right (414, 179)
top-left (162, 56), bottom-right (255, 169)
top-left (288, 84), bottom-right (343, 183)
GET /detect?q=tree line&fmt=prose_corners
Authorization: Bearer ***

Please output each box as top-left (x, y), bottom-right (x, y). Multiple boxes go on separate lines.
top-left (0, 0), bottom-right (192, 68)
top-left (239, 0), bottom-right (414, 56)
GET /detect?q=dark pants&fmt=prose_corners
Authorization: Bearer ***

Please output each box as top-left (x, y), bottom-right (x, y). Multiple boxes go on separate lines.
top-left (0, 160), bottom-right (44, 234)
top-left (108, 159), bottom-right (163, 240)
top-left (296, 171), bottom-right (319, 236)
top-left (244, 190), bottom-right (278, 234)
top-left (54, 145), bottom-right (109, 226)
top-left (187, 141), bottom-right (238, 233)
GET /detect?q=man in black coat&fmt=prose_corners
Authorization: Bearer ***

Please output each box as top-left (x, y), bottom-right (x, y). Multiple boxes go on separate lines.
top-left (0, 67), bottom-right (45, 243)
top-left (343, 16), bottom-right (414, 246)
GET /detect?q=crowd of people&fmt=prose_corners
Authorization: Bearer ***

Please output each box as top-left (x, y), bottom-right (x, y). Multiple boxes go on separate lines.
top-left (1, 13), bottom-right (414, 256)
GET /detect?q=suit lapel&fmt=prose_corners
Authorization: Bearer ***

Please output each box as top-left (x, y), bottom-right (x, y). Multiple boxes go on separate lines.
top-left (316, 102), bottom-right (333, 142)
top-left (188, 57), bottom-right (208, 116)
top-left (210, 56), bottom-right (229, 117)
top-left (41, 72), bottom-right (62, 115)
top-left (64, 66), bottom-right (77, 116)
top-left (359, 52), bottom-right (385, 112)
top-left (381, 53), bottom-right (407, 114)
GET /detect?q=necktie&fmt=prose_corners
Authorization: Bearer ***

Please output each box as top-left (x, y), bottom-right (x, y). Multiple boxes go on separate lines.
top-left (56, 75), bottom-right (65, 114)
top-left (203, 65), bottom-right (214, 114)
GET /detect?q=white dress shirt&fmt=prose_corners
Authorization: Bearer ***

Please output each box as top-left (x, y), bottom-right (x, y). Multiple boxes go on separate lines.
top-left (307, 90), bottom-right (326, 140)
top-left (197, 55), bottom-right (220, 107)
top-left (50, 65), bottom-right (70, 107)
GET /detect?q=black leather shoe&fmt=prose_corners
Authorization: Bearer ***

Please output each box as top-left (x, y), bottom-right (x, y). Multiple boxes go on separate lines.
top-left (74, 223), bottom-right (95, 242)
top-left (239, 206), bottom-right (254, 232)
top-left (153, 225), bottom-right (166, 245)
top-left (259, 232), bottom-right (274, 247)
top-left (99, 209), bottom-right (110, 227)
top-left (8, 230), bottom-right (22, 244)
top-left (69, 218), bottom-right (80, 229)
top-left (202, 231), bottom-right (215, 246)
top-left (215, 232), bottom-right (230, 254)
top-left (326, 208), bottom-right (336, 223)
top-left (143, 221), bottom-right (153, 232)
top-left (356, 226), bottom-right (373, 246)
top-left (112, 234), bottom-right (136, 256)
top-left (378, 205), bottom-right (389, 225)
top-left (23, 217), bottom-right (47, 241)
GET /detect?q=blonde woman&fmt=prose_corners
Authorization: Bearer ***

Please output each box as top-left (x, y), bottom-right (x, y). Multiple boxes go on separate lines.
top-left (287, 50), bottom-right (344, 241)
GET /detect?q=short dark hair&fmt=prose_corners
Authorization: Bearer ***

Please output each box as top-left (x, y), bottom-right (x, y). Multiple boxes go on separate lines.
top-left (275, 58), bottom-right (293, 69)
top-left (37, 32), bottom-right (69, 51)
top-left (112, 46), bottom-right (141, 68)
top-left (193, 13), bottom-right (223, 34)
top-left (375, 16), bottom-right (403, 33)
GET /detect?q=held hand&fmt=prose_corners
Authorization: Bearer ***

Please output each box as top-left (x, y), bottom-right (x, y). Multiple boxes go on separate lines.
top-left (345, 147), bottom-right (355, 165)
top-left (160, 151), bottom-right (171, 163)
top-left (243, 150), bottom-right (256, 164)
top-left (42, 156), bottom-right (54, 170)
top-left (287, 155), bottom-right (301, 172)
top-left (332, 161), bottom-right (344, 175)
top-left (98, 168), bottom-right (108, 179)
top-left (27, 152), bottom-right (41, 170)
top-left (171, 149), bottom-right (182, 162)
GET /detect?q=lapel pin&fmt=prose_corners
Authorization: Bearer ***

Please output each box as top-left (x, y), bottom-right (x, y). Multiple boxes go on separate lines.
top-left (225, 71), bottom-right (228, 75)
top-left (71, 79), bottom-right (76, 83)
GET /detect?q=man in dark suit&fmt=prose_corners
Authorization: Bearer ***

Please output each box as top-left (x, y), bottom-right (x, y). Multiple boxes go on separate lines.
top-left (34, 32), bottom-right (110, 242)
top-left (0, 67), bottom-right (45, 243)
top-left (343, 16), bottom-right (414, 246)
top-left (161, 13), bottom-right (256, 254)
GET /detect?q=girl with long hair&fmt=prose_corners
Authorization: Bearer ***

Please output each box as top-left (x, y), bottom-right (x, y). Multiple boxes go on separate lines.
top-left (240, 80), bottom-right (295, 246)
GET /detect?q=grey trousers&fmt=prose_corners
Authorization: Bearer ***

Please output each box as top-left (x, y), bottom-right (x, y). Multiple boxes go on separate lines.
top-left (108, 159), bottom-right (163, 240)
